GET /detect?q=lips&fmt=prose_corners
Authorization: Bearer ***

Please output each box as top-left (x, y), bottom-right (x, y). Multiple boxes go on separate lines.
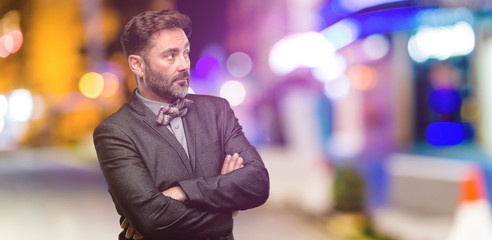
top-left (174, 79), bottom-right (188, 85)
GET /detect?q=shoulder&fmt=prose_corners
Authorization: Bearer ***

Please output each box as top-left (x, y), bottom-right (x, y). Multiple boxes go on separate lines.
top-left (186, 94), bottom-right (226, 103)
top-left (94, 103), bottom-right (134, 133)
top-left (185, 94), bottom-right (236, 121)
top-left (186, 94), bottom-right (229, 108)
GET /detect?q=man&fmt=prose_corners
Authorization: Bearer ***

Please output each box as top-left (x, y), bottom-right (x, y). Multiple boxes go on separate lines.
top-left (93, 9), bottom-right (269, 240)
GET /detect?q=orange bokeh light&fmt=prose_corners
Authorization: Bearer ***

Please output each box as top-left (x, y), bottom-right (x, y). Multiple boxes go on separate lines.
top-left (347, 65), bottom-right (377, 91)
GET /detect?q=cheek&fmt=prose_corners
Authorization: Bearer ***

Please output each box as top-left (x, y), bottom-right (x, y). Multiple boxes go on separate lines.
top-left (152, 64), bottom-right (172, 76)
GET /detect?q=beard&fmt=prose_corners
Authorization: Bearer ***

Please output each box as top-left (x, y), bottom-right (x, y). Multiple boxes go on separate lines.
top-left (144, 66), bottom-right (190, 102)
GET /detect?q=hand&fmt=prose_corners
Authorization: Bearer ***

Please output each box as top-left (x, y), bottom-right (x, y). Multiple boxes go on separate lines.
top-left (162, 186), bottom-right (187, 202)
top-left (221, 153), bottom-right (244, 175)
top-left (121, 218), bottom-right (144, 240)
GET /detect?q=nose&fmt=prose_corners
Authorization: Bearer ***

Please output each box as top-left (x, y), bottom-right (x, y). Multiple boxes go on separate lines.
top-left (177, 55), bottom-right (190, 72)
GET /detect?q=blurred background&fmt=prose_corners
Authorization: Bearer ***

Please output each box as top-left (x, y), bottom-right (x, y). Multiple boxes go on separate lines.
top-left (1, 0), bottom-right (492, 239)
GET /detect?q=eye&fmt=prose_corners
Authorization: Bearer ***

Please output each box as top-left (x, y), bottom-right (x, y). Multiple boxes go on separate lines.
top-left (184, 49), bottom-right (190, 58)
top-left (166, 53), bottom-right (175, 61)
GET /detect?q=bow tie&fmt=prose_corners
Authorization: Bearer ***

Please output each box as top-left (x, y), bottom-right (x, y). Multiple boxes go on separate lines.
top-left (156, 98), bottom-right (193, 125)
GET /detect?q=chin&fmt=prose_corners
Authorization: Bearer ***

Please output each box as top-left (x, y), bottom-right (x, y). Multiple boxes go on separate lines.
top-left (174, 88), bottom-right (189, 99)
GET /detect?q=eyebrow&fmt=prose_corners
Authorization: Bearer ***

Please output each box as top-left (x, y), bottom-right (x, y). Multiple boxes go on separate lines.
top-left (160, 42), bottom-right (190, 56)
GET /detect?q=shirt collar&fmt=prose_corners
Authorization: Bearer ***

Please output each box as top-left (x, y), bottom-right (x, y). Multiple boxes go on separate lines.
top-left (135, 90), bottom-right (170, 116)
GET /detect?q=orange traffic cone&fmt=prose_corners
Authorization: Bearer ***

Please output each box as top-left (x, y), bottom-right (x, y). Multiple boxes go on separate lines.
top-left (447, 166), bottom-right (492, 240)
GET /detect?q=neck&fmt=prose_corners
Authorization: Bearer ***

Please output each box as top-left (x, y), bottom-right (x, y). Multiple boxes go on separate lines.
top-left (138, 87), bottom-right (175, 103)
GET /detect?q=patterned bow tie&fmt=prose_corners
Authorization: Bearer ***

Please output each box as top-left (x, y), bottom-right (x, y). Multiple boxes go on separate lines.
top-left (156, 98), bottom-right (193, 125)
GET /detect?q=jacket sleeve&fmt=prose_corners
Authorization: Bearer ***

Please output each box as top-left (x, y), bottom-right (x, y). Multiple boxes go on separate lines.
top-left (93, 123), bottom-right (232, 239)
top-left (178, 99), bottom-right (270, 211)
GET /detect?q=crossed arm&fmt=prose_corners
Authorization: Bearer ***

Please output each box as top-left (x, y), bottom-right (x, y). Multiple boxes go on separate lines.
top-left (95, 98), bottom-right (269, 239)
top-left (122, 153), bottom-right (244, 240)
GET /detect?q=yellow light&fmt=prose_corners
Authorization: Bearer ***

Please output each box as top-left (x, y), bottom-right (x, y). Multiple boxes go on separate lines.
top-left (79, 72), bottom-right (104, 98)
top-left (127, 75), bottom-right (137, 91)
top-left (101, 72), bottom-right (120, 97)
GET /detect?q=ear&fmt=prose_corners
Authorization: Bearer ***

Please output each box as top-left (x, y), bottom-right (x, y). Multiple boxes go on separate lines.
top-left (128, 54), bottom-right (145, 78)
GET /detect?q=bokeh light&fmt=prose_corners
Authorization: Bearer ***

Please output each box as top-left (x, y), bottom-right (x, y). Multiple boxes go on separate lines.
top-left (338, 0), bottom-right (400, 13)
top-left (8, 30), bottom-right (23, 53)
top-left (200, 43), bottom-right (226, 64)
top-left (0, 119), bottom-right (4, 134)
top-left (347, 65), bottom-right (377, 91)
top-left (0, 2), bottom-right (492, 240)
top-left (298, 32), bottom-right (336, 68)
top-left (428, 89), bottom-right (461, 114)
top-left (100, 72), bottom-right (120, 98)
top-left (0, 30), bottom-right (23, 58)
top-left (0, 36), bottom-right (10, 58)
top-left (407, 35), bottom-right (427, 63)
top-left (311, 53), bottom-right (347, 83)
top-left (0, 95), bottom-right (7, 134)
top-left (362, 34), bottom-right (390, 61)
top-left (195, 56), bottom-right (221, 80)
top-left (323, 75), bottom-right (350, 100)
top-left (3, 34), bottom-right (14, 53)
top-left (31, 95), bottom-right (45, 120)
top-left (226, 51), bottom-right (253, 78)
top-left (268, 34), bottom-right (300, 75)
top-left (0, 10), bottom-right (23, 58)
top-left (326, 131), bottom-right (364, 158)
top-left (320, 18), bottom-right (360, 50)
top-left (7, 89), bottom-right (33, 122)
top-left (220, 80), bottom-right (246, 106)
top-left (0, 95), bottom-right (8, 118)
top-left (453, 21), bottom-right (476, 54)
top-left (426, 122), bottom-right (464, 146)
top-left (269, 32), bottom-right (336, 75)
top-left (408, 21), bottom-right (475, 62)
top-left (79, 72), bottom-right (104, 99)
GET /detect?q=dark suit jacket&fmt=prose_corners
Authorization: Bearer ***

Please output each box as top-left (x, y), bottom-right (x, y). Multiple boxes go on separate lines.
top-left (93, 92), bottom-right (270, 240)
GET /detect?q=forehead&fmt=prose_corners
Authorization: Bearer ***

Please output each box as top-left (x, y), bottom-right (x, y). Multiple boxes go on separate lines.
top-left (149, 28), bottom-right (189, 51)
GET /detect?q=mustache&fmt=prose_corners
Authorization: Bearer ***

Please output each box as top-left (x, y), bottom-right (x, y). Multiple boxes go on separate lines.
top-left (173, 71), bottom-right (190, 82)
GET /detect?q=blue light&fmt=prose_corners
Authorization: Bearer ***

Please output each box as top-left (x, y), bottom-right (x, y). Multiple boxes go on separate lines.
top-left (321, 19), bottom-right (360, 50)
top-left (426, 122), bottom-right (464, 146)
top-left (461, 122), bottom-right (475, 143)
top-left (354, 6), bottom-right (430, 38)
top-left (428, 89), bottom-right (461, 113)
top-left (416, 7), bottom-right (474, 27)
top-left (319, 6), bottom-right (433, 49)
top-left (338, 0), bottom-right (403, 13)
top-left (318, 0), bottom-right (414, 29)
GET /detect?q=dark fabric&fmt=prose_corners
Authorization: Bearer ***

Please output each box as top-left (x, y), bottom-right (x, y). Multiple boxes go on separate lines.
top-left (118, 229), bottom-right (234, 240)
top-left (94, 92), bottom-right (269, 240)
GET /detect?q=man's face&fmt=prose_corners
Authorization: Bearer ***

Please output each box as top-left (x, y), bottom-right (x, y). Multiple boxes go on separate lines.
top-left (142, 28), bottom-right (191, 103)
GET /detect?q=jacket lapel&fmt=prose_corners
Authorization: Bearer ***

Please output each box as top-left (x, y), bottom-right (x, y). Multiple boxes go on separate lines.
top-left (128, 92), bottom-right (193, 176)
top-left (182, 97), bottom-right (197, 175)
